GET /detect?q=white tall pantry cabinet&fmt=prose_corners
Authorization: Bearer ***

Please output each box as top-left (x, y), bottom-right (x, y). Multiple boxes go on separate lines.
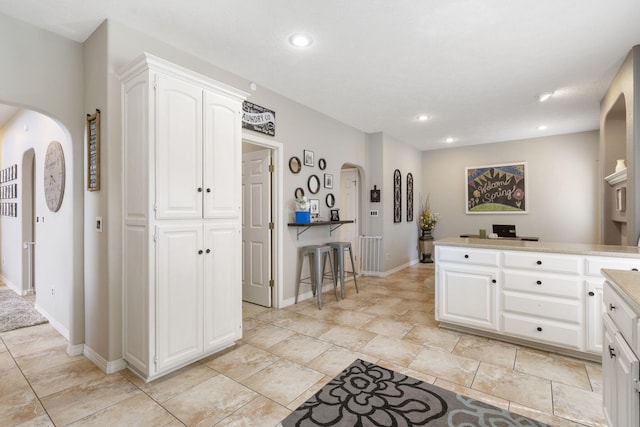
top-left (120, 54), bottom-right (247, 381)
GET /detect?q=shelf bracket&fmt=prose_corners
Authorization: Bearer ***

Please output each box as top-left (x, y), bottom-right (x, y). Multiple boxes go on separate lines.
top-left (329, 222), bottom-right (345, 235)
top-left (295, 225), bottom-right (312, 240)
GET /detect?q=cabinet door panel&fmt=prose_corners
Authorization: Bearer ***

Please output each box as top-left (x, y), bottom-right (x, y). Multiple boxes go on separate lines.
top-left (614, 332), bottom-right (640, 427)
top-left (156, 224), bottom-right (203, 371)
top-left (586, 280), bottom-right (604, 354)
top-left (203, 91), bottom-right (242, 219)
top-left (602, 314), bottom-right (617, 427)
top-left (156, 74), bottom-right (203, 219)
top-left (203, 223), bottom-right (242, 351)
top-left (438, 265), bottom-right (498, 330)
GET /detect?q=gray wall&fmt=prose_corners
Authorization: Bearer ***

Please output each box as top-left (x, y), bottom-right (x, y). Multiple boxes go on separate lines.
top-left (422, 131), bottom-right (599, 243)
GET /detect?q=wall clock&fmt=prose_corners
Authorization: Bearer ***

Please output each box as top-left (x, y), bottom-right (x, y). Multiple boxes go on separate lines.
top-left (44, 141), bottom-right (66, 212)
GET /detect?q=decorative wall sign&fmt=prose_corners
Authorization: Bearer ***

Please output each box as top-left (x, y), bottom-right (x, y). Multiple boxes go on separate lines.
top-left (406, 172), bottom-right (414, 222)
top-left (466, 162), bottom-right (527, 214)
top-left (393, 169), bottom-right (401, 223)
top-left (86, 109), bottom-right (101, 191)
top-left (242, 101), bottom-right (276, 136)
top-left (370, 185), bottom-right (381, 203)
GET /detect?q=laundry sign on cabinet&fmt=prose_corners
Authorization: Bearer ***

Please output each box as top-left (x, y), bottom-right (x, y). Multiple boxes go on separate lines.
top-left (242, 101), bottom-right (275, 136)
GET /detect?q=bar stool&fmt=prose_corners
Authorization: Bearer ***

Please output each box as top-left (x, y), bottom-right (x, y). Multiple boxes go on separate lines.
top-left (295, 245), bottom-right (338, 309)
top-left (326, 241), bottom-right (359, 299)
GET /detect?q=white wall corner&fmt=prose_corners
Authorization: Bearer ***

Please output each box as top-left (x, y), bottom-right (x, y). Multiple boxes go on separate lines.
top-left (66, 343), bottom-right (84, 357)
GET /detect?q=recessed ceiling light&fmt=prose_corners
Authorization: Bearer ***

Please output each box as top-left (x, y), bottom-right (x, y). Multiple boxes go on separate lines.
top-left (538, 92), bottom-right (554, 102)
top-left (538, 125), bottom-right (548, 131)
top-left (417, 115), bottom-right (430, 121)
top-left (445, 137), bottom-right (455, 144)
top-left (289, 33), bottom-right (313, 48)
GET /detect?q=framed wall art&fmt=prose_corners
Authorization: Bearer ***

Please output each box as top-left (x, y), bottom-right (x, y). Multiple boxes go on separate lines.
top-left (324, 173), bottom-right (333, 189)
top-left (86, 109), bottom-right (101, 191)
top-left (406, 172), bottom-right (414, 222)
top-left (466, 162), bottom-right (527, 214)
top-left (393, 169), bottom-right (401, 223)
top-left (303, 150), bottom-right (314, 167)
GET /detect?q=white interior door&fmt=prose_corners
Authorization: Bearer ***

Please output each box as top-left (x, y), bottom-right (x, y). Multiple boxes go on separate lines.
top-left (339, 168), bottom-right (359, 271)
top-left (242, 148), bottom-right (272, 307)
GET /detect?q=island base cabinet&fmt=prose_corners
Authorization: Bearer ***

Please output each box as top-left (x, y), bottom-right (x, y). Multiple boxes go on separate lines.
top-left (437, 265), bottom-right (498, 331)
top-left (602, 315), bottom-right (640, 427)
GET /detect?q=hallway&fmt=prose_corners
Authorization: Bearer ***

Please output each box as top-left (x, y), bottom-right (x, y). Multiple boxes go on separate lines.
top-left (1, 264), bottom-right (604, 426)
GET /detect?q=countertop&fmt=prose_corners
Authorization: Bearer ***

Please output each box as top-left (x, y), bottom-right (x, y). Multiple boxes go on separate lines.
top-left (602, 269), bottom-right (640, 312)
top-left (435, 237), bottom-right (640, 258)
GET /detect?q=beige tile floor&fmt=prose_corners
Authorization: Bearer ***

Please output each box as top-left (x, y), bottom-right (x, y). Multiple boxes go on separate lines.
top-left (0, 264), bottom-right (607, 426)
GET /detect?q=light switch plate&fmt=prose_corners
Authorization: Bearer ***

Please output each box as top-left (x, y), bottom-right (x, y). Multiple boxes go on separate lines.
top-left (96, 216), bottom-right (103, 232)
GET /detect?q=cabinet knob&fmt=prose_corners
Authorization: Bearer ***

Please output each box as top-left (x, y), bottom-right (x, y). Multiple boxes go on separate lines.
top-left (536, 280), bottom-right (542, 285)
top-left (536, 327), bottom-right (542, 332)
top-left (206, 249), bottom-right (211, 254)
top-left (609, 303), bottom-right (616, 311)
top-left (206, 188), bottom-right (211, 193)
top-left (197, 187), bottom-right (203, 193)
top-left (536, 260), bottom-right (542, 265)
top-left (464, 254), bottom-right (469, 259)
top-left (492, 279), bottom-right (496, 284)
top-left (588, 291), bottom-right (595, 296)
top-left (198, 249), bottom-right (203, 255)
top-left (608, 345), bottom-right (616, 359)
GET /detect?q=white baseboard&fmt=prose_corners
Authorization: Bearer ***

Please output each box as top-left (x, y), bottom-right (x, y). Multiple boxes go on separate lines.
top-left (83, 345), bottom-right (127, 374)
top-left (35, 303), bottom-right (70, 340)
top-left (0, 275), bottom-right (22, 295)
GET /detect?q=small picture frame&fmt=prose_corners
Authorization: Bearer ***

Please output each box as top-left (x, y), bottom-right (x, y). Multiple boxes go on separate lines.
top-left (309, 198), bottom-right (320, 215)
top-left (303, 149), bottom-right (314, 167)
top-left (318, 158), bottom-right (326, 170)
top-left (87, 110), bottom-right (101, 191)
top-left (330, 209), bottom-right (340, 222)
top-left (324, 173), bottom-right (333, 189)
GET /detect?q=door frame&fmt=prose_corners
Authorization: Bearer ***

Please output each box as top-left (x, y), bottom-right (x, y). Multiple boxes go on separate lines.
top-left (241, 132), bottom-right (284, 308)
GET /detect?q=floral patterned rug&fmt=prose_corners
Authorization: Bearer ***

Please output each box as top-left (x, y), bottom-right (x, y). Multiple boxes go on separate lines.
top-left (281, 359), bottom-right (549, 426)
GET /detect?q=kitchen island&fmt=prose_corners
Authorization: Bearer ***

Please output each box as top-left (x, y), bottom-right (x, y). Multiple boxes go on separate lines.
top-left (434, 237), bottom-right (640, 360)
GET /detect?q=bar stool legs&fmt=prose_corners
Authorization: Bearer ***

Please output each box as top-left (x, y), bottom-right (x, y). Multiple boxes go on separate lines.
top-left (327, 242), bottom-right (359, 299)
top-left (295, 245), bottom-right (338, 309)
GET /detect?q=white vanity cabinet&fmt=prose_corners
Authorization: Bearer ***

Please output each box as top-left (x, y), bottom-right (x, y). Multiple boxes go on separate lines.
top-left (120, 53), bottom-right (247, 381)
top-left (437, 247), bottom-right (500, 331)
top-left (601, 270), bottom-right (640, 427)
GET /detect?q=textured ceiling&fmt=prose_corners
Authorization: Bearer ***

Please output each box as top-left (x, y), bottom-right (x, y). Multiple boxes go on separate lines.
top-left (1, 0), bottom-right (639, 150)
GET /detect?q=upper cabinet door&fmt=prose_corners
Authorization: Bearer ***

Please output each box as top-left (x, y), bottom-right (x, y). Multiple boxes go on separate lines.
top-left (156, 74), bottom-right (203, 219)
top-left (203, 91), bottom-right (242, 219)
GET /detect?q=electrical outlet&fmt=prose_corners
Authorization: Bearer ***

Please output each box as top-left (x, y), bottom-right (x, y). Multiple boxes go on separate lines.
top-left (370, 210), bottom-right (379, 216)
top-left (51, 287), bottom-right (55, 297)
top-left (96, 216), bottom-right (103, 232)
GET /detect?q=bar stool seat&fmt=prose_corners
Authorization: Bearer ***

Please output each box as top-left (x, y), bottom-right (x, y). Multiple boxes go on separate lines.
top-left (295, 245), bottom-right (338, 309)
top-left (326, 241), bottom-right (359, 299)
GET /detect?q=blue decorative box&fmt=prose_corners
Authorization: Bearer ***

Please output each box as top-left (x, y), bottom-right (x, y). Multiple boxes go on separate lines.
top-left (296, 211), bottom-right (310, 224)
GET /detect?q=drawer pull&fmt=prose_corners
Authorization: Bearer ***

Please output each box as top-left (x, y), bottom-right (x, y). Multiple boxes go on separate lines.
top-left (609, 303), bottom-right (616, 311)
top-left (608, 345), bottom-right (616, 359)
top-left (632, 268), bottom-right (638, 272)
top-left (198, 249), bottom-right (203, 255)
top-left (588, 291), bottom-right (595, 296)
top-left (536, 260), bottom-right (542, 265)
top-left (206, 249), bottom-right (211, 254)
top-left (464, 254), bottom-right (469, 259)
top-left (206, 188), bottom-right (212, 193)
top-left (536, 327), bottom-right (542, 332)
top-left (492, 279), bottom-right (496, 284)
top-left (536, 280), bottom-right (542, 285)
top-left (197, 187), bottom-right (203, 193)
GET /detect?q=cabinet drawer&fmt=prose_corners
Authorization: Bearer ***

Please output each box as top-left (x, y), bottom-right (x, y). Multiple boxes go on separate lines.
top-left (585, 256), bottom-right (640, 276)
top-left (503, 314), bottom-right (582, 349)
top-left (604, 283), bottom-right (637, 343)
top-left (503, 293), bottom-right (581, 323)
top-left (437, 246), bottom-right (499, 266)
top-left (503, 271), bottom-right (581, 298)
top-left (503, 251), bottom-right (581, 274)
